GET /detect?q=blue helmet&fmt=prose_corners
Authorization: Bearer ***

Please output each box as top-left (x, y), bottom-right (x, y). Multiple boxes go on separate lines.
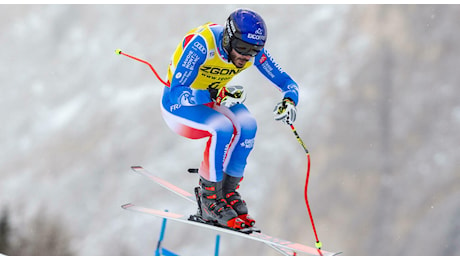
top-left (223, 8), bottom-right (267, 57)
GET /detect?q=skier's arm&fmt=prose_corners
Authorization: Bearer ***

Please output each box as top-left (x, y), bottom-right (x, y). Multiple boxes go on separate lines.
top-left (169, 35), bottom-right (212, 106)
top-left (253, 49), bottom-right (299, 105)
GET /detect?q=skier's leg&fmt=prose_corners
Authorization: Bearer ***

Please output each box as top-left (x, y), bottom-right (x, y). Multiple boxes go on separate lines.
top-left (213, 104), bottom-right (257, 226)
top-left (213, 103), bottom-right (257, 177)
top-left (161, 103), bottom-right (246, 229)
top-left (161, 103), bottom-right (233, 182)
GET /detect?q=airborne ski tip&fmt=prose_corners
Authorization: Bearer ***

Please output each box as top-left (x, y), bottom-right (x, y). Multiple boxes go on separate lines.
top-left (121, 203), bottom-right (134, 209)
top-left (129, 165), bottom-right (196, 203)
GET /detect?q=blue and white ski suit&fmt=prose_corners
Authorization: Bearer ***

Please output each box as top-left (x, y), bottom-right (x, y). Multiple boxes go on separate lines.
top-left (161, 22), bottom-right (299, 182)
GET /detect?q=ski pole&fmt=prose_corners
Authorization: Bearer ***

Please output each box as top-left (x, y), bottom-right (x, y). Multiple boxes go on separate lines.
top-left (288, 123), bottom-right (323, 255)
top-left (115, 49), bottom-right (170, 86)
top-left (155, 210), bottom-right (169, 256)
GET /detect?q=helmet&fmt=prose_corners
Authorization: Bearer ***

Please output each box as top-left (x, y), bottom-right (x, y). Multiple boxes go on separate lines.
top-left (223, 8), bottom-right (267, 57)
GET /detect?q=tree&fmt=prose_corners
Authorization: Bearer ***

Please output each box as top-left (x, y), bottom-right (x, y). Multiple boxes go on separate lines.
top-left (0, 209), bottom-right (11, 255)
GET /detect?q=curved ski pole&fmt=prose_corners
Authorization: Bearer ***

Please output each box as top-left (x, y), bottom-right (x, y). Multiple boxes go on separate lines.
top-left (115, 49), bottom-right (170, 86)
top-left (288, 123), bottom-right (323, 256)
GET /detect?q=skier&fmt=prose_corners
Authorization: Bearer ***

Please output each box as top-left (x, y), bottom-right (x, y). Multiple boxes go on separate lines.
top-left (161, 8), bottom-right (299, 229)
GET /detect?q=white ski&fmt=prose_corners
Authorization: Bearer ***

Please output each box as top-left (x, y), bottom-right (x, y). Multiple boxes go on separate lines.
top-left (125, 166), bottom-right (339, 256)
top-left (122, 203), bottom-right (337, 256)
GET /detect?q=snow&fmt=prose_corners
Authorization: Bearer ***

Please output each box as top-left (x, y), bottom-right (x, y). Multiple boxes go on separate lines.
top-left (1, 4), bottom-right (459, 256)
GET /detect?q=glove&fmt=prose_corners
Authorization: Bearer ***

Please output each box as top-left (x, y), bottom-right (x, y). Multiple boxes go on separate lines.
top-left (273, 98), bottom-right (297, 125)
top-left (209, 85), bottom-right (246, 107)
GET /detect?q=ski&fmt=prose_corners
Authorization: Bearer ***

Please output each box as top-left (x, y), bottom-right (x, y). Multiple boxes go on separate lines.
top-left (130, 166), bottom-right (294, 255)
top-left (131, 166), bottom-right (196, 204)
top-left (122, 203), bottom-right (336, 256)
top-left (126, 166), bottom-right (339, 256)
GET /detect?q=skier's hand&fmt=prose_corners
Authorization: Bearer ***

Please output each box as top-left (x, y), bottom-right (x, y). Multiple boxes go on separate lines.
top-left (274, 98), bottom-right (297, 125)
top-left (209, 85), bottom-right (246, 107)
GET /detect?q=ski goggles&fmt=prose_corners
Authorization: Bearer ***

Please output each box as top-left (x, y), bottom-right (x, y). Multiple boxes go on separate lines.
top-left (231, 38), bottom-right (264, 57)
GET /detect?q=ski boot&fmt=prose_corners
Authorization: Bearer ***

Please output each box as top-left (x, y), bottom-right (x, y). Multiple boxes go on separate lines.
top-left (222, 173), bottom-right (256, 227)
top-left (195, 177), bottom-right (246, 230)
